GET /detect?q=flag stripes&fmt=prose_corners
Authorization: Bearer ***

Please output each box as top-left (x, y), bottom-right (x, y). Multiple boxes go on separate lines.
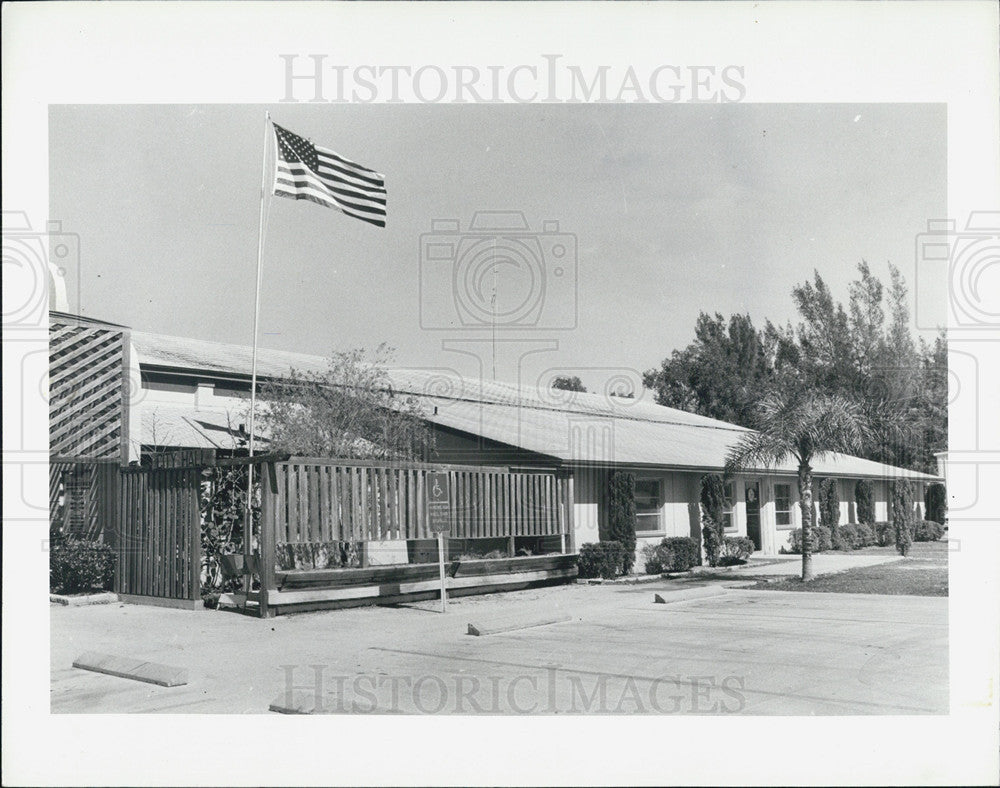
top-left (272, 122), bottom-right (386, 228)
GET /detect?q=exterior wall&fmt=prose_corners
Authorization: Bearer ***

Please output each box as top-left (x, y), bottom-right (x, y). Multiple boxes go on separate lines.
top-left (428, 425), bottom-right (556, 468)
top-left (141, 375), bottom-right (247, 415)
top-left (628, 469), bottom-right (701, 570)
top-left (571, 465), bottom-right (607, 551)
top-left (875, 480), bottom-right (889, 521)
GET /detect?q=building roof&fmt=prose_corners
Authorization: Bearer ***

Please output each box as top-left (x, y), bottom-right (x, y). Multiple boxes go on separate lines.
top-left (131, 330), bottom-right (940, 481)
top-left (141, 405), bottom-right (265, 450)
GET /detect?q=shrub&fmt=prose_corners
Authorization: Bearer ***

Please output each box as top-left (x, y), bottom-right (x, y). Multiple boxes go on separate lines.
top-left (924, 483), bottom-right (946, 525)
top-left (891, 478), bottom-right (915, 556)
top-left (832, 523), bottom-right (860, 551)
top-left (50, 536), bottom-right (116, 594)
top-left (855, 479), bottom-right (875, 526)
top-left (608, 472), bottom-right (637, 574)
top-left (914, 520), bottom-right (945, 542)
top-left (854, 522), bottom-right (877, 547)
top-left (787, 528), bottom-right (812, 554)
top-left (700, 474), bottom-right (726, 567)
top-left (719, 536), bottom-right (754, 566)
top-left (661, 536), bottom-right (700, 572)
top-left (789, 526), bottom-right (832, 554)
top-left (641, 542), bottom-right (664, 574)
top-left (875, 521), bottom-right (895, 547)
top-left (578, 541), bottom-right (627, 580)
top-left (642, 537), bottom-right (699, 574)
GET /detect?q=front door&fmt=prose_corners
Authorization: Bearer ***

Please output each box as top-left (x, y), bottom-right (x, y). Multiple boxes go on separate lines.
top-left (745, 481), bottom-right (761, 550)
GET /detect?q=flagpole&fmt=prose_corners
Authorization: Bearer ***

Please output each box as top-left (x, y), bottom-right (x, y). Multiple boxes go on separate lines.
top-left (245, 109), bottom-right (271, 602)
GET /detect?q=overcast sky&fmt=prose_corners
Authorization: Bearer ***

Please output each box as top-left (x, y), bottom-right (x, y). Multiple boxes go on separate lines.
top-left (50, 103), bottom-right (945, 392)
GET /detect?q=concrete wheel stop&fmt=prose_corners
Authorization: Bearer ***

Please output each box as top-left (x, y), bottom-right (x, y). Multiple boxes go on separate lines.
top-left (72, 651), bottom-right (188, 687)
top-left (466, 612), bottom-right (571, 636)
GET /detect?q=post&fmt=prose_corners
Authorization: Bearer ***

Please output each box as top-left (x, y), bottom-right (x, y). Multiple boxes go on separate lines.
top-left (437, 531), bottom-right (448, 614)
top-left (244, 110), bottom-right (272, 604)
top-left (258, 462), bottom-right (277, 618)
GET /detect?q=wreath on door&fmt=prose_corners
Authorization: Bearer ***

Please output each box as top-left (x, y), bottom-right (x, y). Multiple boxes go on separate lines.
top-left (746, 487), bottom-right (757, 504)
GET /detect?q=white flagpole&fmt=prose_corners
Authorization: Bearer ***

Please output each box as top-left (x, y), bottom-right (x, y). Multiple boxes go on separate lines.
top-left (245, 110), bottom-right (272, 600)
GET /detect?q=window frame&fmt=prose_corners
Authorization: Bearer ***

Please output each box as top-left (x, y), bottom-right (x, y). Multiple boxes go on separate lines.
top-left (633, 476), bottom-right (664, 535)
top-left (722, 481), bottom-right (737, 532)
top-left (774, 482), bottom-right (794, 530)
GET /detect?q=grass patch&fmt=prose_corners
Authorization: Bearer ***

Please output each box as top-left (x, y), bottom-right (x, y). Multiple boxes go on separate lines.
top-left (755, 541), bottom-right (948, 597)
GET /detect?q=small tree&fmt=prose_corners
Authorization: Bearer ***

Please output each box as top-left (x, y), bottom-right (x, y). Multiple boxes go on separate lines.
top-left (607, 471), bottom-right (637, 574)
top-left (700, 474), bottom-right (726, 567)
top-left (725, 388), bottom-right (873, 581)
top-left (855, 478), bottom-right (875, 526)
top-left (257, 344), bottom-right (433, 460)
top-left (819, 478), bottom-right (840, 527)
top-left (891, 478), bottom-right (915, 556)
top-left (819, 478), bottom-right (840, 545)
top-left (552, 375), bottom-right (587, 392)
top-left (924, 482), bottom-right (947, 525)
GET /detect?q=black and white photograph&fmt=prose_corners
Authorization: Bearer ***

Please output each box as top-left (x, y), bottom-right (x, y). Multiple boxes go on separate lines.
top-left (3, 2), bottom-right (999, 786)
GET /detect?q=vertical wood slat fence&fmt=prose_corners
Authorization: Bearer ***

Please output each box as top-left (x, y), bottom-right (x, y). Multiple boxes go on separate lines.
top-left (49, 459), bottom-right (120, 539)
top-left (116, 466), bottom-right (201, 602)
top-left (265, 460), bottom-right (573, 545)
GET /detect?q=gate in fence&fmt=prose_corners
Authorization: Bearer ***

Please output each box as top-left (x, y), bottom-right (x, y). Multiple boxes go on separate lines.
top-left (117, 465), bottom-right (202, 604)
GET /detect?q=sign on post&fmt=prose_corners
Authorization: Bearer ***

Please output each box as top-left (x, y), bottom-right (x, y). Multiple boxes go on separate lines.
top-left (428, 471), bottom-right (451, 534)
top-left (427, 472), bottom-right (450, 612)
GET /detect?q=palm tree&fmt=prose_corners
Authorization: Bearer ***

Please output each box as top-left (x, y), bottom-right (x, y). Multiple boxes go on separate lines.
top-left (724, 390), bottom-right (873, 581)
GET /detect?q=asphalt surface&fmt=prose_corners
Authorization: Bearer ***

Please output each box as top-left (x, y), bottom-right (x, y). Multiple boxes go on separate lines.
top-left (50, 577), bottom-right (948, 715)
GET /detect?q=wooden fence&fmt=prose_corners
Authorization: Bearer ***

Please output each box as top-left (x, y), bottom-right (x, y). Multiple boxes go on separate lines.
top-left (265, 459), bottom-right (573, 544)
top-left (255, 458), bottom-right (576, 617)
top-left (48, 455), bottom-right (576, 615)
top-left (117, 466), bottom-right (201, 603)
top-left (49, 459), bottom-right (119, 539)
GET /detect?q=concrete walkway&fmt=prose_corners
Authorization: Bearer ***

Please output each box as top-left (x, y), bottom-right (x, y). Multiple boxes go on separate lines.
top-left (694, 552), bottom-right (904, 578)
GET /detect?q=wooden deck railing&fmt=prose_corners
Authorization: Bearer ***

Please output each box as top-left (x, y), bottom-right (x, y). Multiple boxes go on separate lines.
top-left (264, 459), bottom-right (573, 544)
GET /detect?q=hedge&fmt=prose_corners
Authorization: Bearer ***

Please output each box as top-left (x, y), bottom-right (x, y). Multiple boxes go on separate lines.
top-left (914, 520), bottom-right (945, 542)
top-left (788, 525), bottom-right (833, 554)
top-left (50, 537), bottom-right (116, 594)
top-left (642, 536), bottom-right (700, 574)
top-left (578, 541), bottom-right (628, 579)
top-left (719, 536), bottom-right (755, 566)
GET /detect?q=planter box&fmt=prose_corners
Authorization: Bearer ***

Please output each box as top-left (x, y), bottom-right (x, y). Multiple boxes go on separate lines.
top-left (265, 553), bottom-right (579, 613)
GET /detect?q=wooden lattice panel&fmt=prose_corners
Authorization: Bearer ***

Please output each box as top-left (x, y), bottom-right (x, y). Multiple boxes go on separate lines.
top-left (49, 322), bottom-right (129, 460)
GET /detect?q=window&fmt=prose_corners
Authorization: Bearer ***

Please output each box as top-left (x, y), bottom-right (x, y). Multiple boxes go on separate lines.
top-left (722, 482), bottom-right (736, 531)
top-left (634, 477), bottom-right (663, 533)
top-left (774, 483), bottom-right (793, 528)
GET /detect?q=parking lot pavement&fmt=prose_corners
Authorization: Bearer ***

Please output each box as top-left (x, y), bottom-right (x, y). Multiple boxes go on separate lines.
top-left (51, 582), bottom-right (947, 715)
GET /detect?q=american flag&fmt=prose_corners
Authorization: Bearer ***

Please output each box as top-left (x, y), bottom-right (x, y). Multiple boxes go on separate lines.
top-left (271, 122), bottom-right (386, 228)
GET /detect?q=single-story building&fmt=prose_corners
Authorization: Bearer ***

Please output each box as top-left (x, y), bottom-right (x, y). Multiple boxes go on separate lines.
top-left (50, 312), bottom-right (940, 564)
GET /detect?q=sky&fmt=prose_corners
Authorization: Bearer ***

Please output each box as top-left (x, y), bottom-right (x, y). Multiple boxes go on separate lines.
top-left (49, 103), bottom-right (946, 393)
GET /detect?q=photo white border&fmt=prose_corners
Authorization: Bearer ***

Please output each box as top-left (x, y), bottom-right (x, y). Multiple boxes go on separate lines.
top-left (3, 2), bottom-right (998, 785)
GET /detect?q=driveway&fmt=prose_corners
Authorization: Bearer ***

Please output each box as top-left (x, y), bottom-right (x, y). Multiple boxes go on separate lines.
top-left (50, 579), bottom-right (947, 715)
